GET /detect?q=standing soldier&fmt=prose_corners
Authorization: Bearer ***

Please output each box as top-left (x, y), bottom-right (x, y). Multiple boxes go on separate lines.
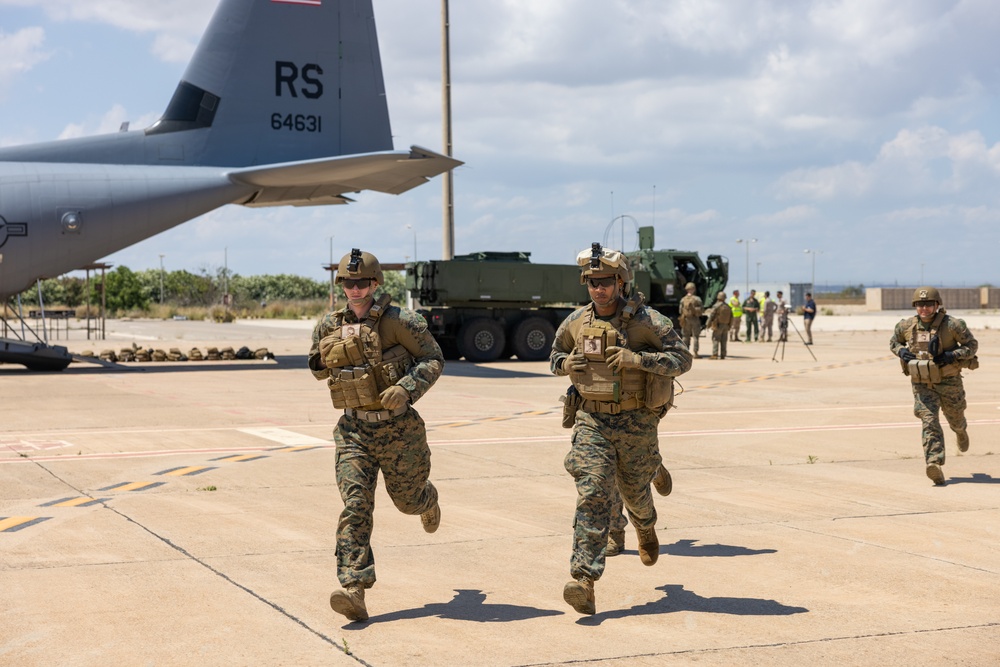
top-left (679, 282), bottom-right (704, 358)
top-left (706, 291), bottom-right (733, 359)
top-left (728, 290), bottom-right (743, 342)
top-left (890, 287), bottom-right (978, 486)
top-left (551, 244), bottom-right (692, 615)
top-left (309, 249), bottom-right (445, 622)
top-left (742, 289), bottom-right (760, 342)
top-left (761, 291), bottom-right (777, 342)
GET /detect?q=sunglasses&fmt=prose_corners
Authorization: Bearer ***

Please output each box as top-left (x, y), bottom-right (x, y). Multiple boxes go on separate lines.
top-left (587, 276), bottom-right (617, 288)
top-left (342, 278), bottom-right (372, 289)
top-left (914, 301), bottom-right (937, 308)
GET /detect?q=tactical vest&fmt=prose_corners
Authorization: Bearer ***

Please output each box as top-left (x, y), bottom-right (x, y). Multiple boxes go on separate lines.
top-left (901, 312), bottom-right (971, 385)
top-left (680, 294), bottom-right (702, 320)
top-left (570, 299), bottom-right (646, 414)
top-left (323, 294), bottom-right (414, 410)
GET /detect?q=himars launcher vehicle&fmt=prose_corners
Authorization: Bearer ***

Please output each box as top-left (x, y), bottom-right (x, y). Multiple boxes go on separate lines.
top-left (406, 226), bottom-right (728, 362)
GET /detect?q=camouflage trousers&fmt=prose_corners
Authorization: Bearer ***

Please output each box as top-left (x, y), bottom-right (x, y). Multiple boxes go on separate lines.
top-left (761, 315), bottom-right (774, 341)
top-left (711, 327), bottom-right (729, 358)
top-left (564, 408), bottom-right (661, 582)
top-left (681, 321), bottom-right (701, 356)
top-left (911, 377), bottom-right (967, 465)
top-left (333, 407), bottom-right (438, 589)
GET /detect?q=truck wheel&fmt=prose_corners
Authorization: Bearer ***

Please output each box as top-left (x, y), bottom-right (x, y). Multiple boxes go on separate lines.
top-left (511, 317), bottom-right (555, 361)
top-left (458, 318), bottom-right (506, 362)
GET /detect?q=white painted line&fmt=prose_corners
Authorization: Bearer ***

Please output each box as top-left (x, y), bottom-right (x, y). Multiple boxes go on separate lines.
top-left (237, 427), bottom-right (330, 446)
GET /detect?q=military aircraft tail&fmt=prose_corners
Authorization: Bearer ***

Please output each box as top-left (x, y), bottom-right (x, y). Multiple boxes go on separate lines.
top-left (147, 0), bottom-right (392, 167)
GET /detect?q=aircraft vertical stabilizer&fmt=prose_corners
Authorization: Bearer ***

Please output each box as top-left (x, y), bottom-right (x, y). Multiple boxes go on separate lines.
top-left (146, 0), bottom-right (393, 166)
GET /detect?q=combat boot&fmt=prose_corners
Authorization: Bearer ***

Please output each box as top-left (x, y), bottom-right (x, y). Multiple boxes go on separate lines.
top-left (606, 530), bottom-right (625, 557)
top-left (956, 430), bottom-right (970, 453)
top-left (652, 465), bottom-right (672, 496)
top-left (563, 578), bottom-right (595, 615)
top-left (636, 525), bottom-right (659, 566)
top-left (925, 463), bottom-right (946, 486)
top-left (421, 503), bottom-right (441, 533)
top-left (330, 585), bottom-right (368, 622)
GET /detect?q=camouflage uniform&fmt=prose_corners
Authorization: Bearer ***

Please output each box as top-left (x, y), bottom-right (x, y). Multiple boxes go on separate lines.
top-left (551, 300), bottom-right (692, 583)
top-left (309, 299), bottom-right (444, 590)
top-left (889, 311), bottom-right (977, 469)
top-left (679, 290), bottom-right (703, 357)
top-left (706, 294), bottom-right (733, 359)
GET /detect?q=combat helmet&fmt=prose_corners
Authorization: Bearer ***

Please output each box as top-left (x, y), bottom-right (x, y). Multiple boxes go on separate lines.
top-left (685, 282), bottom-right (696, 291)
top-left (716, 291), bottom-right (726, 302)
top-left (576, 243), bottom-right (633, 291)
top-left (336, 248), bottom-right (384, 285)
top-left (912, 286), bottom-right (941, 306)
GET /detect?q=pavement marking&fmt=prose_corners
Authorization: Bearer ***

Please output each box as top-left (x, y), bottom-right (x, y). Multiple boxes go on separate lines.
top-left (0, 439), bottom-right (74, 452)
top-left (0, 516), bottom-right (51, 532)
top-left (269, 446), bottom-right (321, 453)
top-left (98, 481), bottom-right (167, 493)
top-left (41, 497), bottom-right (108, 508)
top-left (210, 454), bottom-right (269, 463)
top-left (155, 466), bottom-right (217, 477)
top-left (238, 427), bottom-right (329, 446)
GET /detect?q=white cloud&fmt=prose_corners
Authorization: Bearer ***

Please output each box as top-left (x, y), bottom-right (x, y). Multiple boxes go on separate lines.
top-left (0, 27), bottom-right (48, 94)
top-left (772, 126), bottom-right (1000, 201)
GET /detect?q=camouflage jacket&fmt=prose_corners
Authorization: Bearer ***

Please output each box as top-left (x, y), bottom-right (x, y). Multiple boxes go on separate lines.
top-left (706, 301), bottom-right (733, 329)
top-left (550, 299), bottom-right (693, 378)
top-left (889, 312), bottom-right (978, 367)
top-left (309, 301), bottom-right (444, 404)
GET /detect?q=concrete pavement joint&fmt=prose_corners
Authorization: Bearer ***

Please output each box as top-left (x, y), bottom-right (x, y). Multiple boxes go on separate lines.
top-left (513, 621), bottom-right (1000, 665)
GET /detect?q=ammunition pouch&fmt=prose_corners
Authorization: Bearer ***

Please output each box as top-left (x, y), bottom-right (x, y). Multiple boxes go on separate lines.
top-left (375, 345), bottom-right (413, 392)
top-left (645, 374), bottom-right (675, 411)
top-left (328, 367), bottom-right (381, 409)
top-left (907, 359), bottom-right (942, 385)
top-left (324, 335), bottom-right (367, 368)
top-left (561, 387), bottom-right (581, 428)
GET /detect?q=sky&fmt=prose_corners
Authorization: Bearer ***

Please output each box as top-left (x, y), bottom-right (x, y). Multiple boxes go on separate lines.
top-left (1, 0), bottom-right (999, 290)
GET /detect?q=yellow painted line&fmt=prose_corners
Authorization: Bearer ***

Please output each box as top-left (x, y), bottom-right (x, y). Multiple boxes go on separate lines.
top-left (0, 516), bottom-right (50, 532)
top-left (162, 466), bottom-right (213, 477)
top-left (100, 481), bottom-right (165, 492)
top-left (213, 454), bottom-right (268, 462)
top-left (273, 446), bottom-right (320, 453)
top-left (53, 497), bottom-right (100, 508)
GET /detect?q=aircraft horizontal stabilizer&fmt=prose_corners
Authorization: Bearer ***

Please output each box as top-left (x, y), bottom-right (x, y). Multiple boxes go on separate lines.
top-left (228, 146), bottom-right (462, 207)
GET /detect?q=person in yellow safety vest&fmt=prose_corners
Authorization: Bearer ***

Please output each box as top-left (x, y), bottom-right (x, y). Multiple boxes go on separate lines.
top-left (728, 290), bottom-right (743, 342)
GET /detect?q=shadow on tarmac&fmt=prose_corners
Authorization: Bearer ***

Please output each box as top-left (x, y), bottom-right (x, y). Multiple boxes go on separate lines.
top-left (946, 472), bottom-right (1000, 485)
top-left (577, 583), bottom-right (808, 626)
top-left (349, 589), bottom-right (563, 627)
top-left (662, 539), bottom-right (778, 557)
top-left (441, 362), bottom-right (550, 380)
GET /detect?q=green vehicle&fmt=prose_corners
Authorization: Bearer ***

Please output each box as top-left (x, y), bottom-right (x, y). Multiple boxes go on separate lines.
top-left (406, 226), bottom-right (728, 362)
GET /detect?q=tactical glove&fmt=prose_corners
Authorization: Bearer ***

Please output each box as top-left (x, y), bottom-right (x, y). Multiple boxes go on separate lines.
top-left (897, 348), bottom-right (916, 363)
top-left (927, 336), bottom-right (940, 358)
top-left (605, 346), bottom-right (642, 373)
top-left (561, 352), bottom-right (588, 374)
top-left (379, 385), bottom-right (410, 410)
top-left (933, 351), bottom-right (957, 366)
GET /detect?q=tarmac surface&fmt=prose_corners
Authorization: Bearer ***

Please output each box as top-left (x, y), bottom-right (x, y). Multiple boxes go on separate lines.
top-left (2, 311), bottom-right (999, 666)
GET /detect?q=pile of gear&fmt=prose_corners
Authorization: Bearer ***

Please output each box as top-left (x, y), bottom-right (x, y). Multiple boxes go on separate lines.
top-left (78, 344), bottom-right (274, 363)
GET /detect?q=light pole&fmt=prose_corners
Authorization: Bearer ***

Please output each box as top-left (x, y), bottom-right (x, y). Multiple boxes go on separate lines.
top-left (158, 254), bottom-right (165, 304)
top-left (736, 238), bottom-right (757, 294)
top-left (756, 262), bottom-right (761, 282)
top-left (406, 224), bottom-right (417, 262)
top-left (803, 249), bottom-right (820, 291)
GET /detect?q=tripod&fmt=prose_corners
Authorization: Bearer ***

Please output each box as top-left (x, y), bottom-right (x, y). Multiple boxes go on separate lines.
top-left (772, 315), bottom-right (816, 362)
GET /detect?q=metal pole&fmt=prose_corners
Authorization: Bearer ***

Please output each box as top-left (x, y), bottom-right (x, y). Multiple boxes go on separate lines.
top-left (159, 254), bottom-right (165, 304)
top-left (441, 0), bottom-right (455, 260)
